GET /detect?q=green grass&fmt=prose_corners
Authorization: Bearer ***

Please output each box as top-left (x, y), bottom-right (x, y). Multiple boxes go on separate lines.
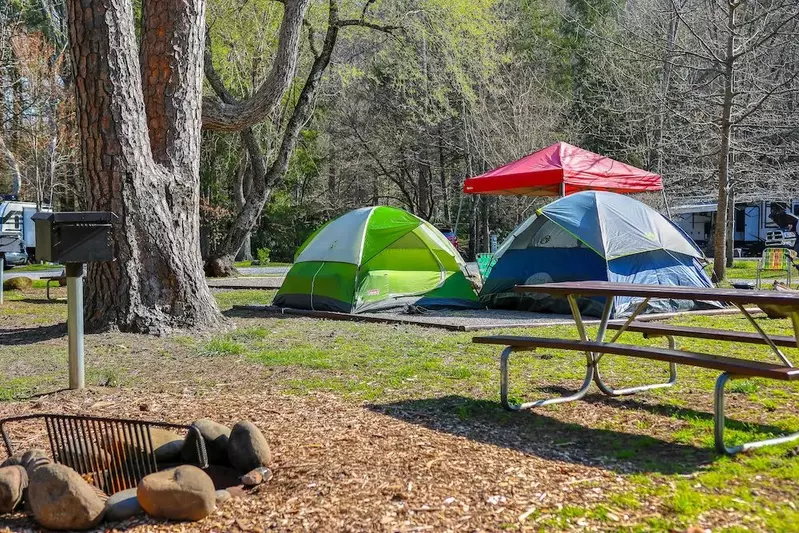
top-left (2, 288), bottom-right (799, 530)
top-left (705, 259), bottom-right (796, 282)
top-left (5, 263), bottom-right (62, 272)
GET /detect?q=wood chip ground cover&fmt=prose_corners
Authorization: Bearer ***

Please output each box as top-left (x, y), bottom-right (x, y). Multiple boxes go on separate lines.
top-left (0, 287), bottom-right (797, 531)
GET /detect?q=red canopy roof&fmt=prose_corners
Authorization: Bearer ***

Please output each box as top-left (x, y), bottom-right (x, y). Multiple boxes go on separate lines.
top-left (463, 142), bottom-right (663, 196)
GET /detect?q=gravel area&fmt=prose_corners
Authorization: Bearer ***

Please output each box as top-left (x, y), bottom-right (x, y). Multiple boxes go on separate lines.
top-left (207, 277), bottom-right (285, 289)
top-left (237, 304), bottom-right (755, 331)
top-left (239, 305), bottom-right (603, 331)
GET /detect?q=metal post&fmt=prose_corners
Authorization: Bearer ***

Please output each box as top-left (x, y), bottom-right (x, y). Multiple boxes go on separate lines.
top-left (65, 263), bottom-right (85, 389)
top-left (0, 257), bottom-right (4, 305)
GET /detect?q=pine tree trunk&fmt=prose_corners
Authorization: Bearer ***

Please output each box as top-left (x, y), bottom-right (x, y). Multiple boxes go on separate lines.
top-left (67, 0), bottom-right (220, 333)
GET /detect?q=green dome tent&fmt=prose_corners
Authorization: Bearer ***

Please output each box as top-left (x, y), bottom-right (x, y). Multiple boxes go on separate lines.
top-left (274, 206), bottom-right (479, 313)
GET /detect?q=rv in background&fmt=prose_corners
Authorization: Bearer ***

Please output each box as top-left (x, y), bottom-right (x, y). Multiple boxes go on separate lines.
top-left (672, 199), bottom-right (799, 257)
top-left (0, 196), bottom-right (52, 268)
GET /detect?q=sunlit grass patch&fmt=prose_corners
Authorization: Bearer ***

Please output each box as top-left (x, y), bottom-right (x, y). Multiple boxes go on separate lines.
top-left (202, 337), bottom-right (246, 356)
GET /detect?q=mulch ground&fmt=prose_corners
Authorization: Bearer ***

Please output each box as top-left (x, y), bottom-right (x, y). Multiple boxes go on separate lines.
top-left (0, 388), bottom-right (630, 532)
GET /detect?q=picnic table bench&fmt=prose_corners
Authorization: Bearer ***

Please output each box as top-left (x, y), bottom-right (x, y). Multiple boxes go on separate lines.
top-left (41, 273), bottom-right (66, 301)
top-left (474, 281), bottom-right (799, 454)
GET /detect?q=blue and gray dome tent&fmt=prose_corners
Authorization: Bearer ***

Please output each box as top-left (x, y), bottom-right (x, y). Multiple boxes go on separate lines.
top-left (480, 191), bottom-right (719, 317)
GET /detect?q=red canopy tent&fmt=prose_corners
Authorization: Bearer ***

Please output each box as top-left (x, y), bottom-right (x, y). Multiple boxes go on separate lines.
top-left (463, 142), bottom-right (663, 197)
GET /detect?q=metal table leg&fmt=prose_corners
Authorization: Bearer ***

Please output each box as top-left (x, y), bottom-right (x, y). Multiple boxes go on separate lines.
top-left (715, 372), bottom-right (799, 454)
top-left (594, 336), bottom-right (678, 396)
top-left (576, 295), bottom-right (678, 396)
top-left (500, 347), bottom-right (595, 411)
top-left (736, 304), bottom-right (793, 367)
top-left (498, 293), bottom-right (602, 411)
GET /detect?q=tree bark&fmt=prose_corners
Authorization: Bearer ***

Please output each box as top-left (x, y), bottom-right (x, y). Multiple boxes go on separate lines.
top-left (67, 0), bottom-right (221, 333)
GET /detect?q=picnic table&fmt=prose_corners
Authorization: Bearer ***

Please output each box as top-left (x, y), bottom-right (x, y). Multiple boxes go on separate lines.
top-left (474, 281), bottom-right (799, 454)
top-left (42, 271), bottom-right (66, 301)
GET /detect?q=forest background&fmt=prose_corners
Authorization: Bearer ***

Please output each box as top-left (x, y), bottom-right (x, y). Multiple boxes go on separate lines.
top-left (2, 0), bottom-right (798, 266)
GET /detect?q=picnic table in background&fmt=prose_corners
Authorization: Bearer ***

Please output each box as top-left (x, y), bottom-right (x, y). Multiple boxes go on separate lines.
top-left (474, 281), bottom-right (799, 454)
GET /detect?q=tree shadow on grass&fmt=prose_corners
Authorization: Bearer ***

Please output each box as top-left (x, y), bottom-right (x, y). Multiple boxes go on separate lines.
top-left (17, 298), bottom-right (66, 305)
top-left (368, 394), bottom-right (719, 475)
top-left (0, 323), bottom-right (66, 345)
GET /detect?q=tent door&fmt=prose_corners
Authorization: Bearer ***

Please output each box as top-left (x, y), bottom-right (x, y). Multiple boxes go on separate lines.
top-left (357, 271), bottom-right (391, 308)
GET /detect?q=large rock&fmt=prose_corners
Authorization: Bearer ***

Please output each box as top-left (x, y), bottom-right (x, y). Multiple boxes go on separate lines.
top-left (21, 450), bottom-right (51, 474)
top-left (151, 428), bottom-right (185, 463)
top-left (182, 419), bottom-right (231, 465)
top-left (57, 441), bottom-right (110, 474)
top-left (27, 464), bottom-right (105, 530)
top-left (0, 452), bottom-right (24, 468)
top-left (0, 465), bottom-right (28, 513)
top-left (227, 421), bottom-right (272, 474)
top-left (102, 427), bottom-right (184, 464)
top-left (137, 465), bottom-right (215, 521)
top-left (3, 276), bottom-right (32, 291)
top-left (104, 487), bottom-right (143, 522)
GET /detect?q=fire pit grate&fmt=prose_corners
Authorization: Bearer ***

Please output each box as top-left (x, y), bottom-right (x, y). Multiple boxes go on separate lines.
top-left (0, 414), bottom-right (209, 494)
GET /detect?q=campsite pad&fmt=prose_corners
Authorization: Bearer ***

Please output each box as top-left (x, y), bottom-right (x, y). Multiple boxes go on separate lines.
top-left (207, 276), bottom-right (285, 289)
top-left (234, 304), bottom-right (748, 331)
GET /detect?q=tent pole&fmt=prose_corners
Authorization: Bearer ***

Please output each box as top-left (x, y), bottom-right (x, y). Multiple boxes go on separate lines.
top-left (560, 183), bottom-right (566, 197)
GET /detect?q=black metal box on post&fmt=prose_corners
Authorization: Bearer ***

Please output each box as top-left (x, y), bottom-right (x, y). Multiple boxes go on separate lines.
top-left (32, 211), bottom-right (117, 390)
top-left (32, 211), bottom-right (115, 263)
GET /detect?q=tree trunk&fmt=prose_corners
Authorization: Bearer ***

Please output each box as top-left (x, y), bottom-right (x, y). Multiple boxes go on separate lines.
top-left (481, 196), bottom-right (490, 253)
top-left (201, 0), bottom-right (311, 131)
top-left (468, 196), bottom-right (479, 261)
top-left (438, 125), bottom-right (450, 223)
top-left (236, 232), bottom-right (253, 262)
top-left (726, 188), bottom-right (735, 268)
top-left (713, 4), bottom-right (736, 283)
top-left (0, 133), bottom-right (22, 197)
top-left (202, 0), bottom-right (371, 275)
top-left (67, 0), bottom-right (221, 333)
top-left (417, 160), bottom-right (430, 218)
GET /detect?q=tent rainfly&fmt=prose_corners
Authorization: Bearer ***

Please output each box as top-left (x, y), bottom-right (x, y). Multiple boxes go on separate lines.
top-left (274, 206), bottom-right (479, 313)
top-left (463, 142), bottom-right (663, 197)
top-left (480, 191), bottom-right (719, 317)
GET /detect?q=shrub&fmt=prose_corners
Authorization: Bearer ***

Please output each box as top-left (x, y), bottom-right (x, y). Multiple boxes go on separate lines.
top-left (256, 248), bottom-right (271, 264)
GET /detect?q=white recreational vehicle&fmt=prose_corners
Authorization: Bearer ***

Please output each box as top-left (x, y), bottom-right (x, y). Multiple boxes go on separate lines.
top-left (672, 199), bottom-right (799, 257)
top-left (0, 198), bottom-right (52, 267)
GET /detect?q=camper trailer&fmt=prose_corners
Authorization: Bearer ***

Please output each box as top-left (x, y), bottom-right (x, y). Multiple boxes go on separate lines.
top-left (0, 198), bottom-right (52, 267)
top-left (672, 199), bottom-right (799, 257)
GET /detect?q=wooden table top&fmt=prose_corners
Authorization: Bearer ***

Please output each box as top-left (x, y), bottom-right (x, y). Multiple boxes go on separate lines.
top-left (514, 281), bottom-right (799, 308)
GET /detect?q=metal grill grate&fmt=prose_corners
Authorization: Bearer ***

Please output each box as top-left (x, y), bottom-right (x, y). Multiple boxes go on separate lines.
top-left (1, 414), bottom-right (208, 494)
